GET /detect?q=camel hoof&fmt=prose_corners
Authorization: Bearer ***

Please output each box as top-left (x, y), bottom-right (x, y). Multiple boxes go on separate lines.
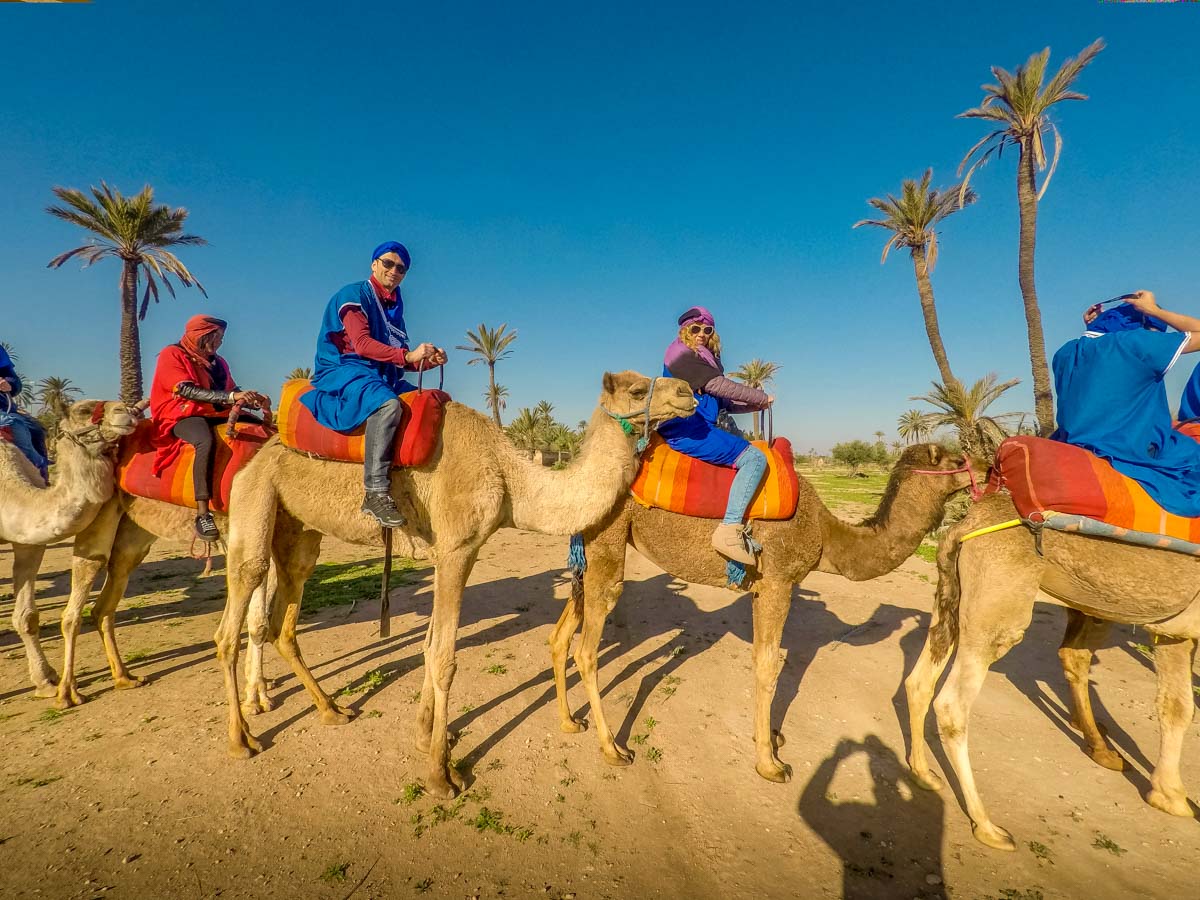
top-left (33, 682), bottom-right (58, 699)
top-left (55, 687), bottom-right (85, 709)
top-left (603, 744), bottom-right (634, 767)
top-left (771, 729), bottom-right (786, 749)
top-left (1147, 788), bottom-right (1194, 818)
top-left (427, 773), bottom-right (461, 800)
top-left (228, 739), bottom-right (261, 760)
top-left (1088, 746), bottom-right (1126, 772)
top-left (756, 759), bottom-right (793, 784)
top-left (320, 707), bottom-right (354, 727)
top-left (560, 716), bottom-right (588, 734)
top-left (972, 821), bottom-right (1016, 851)
top-left (911, 767), bottom-right (944, 792)
top-left (113, 675), bottom-right (147, 690)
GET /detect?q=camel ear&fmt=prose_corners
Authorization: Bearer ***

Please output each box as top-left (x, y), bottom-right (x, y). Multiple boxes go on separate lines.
top-left (602, 372), bottom-right (616, 395)
top-left (926, 444), bottom-right (941, 466)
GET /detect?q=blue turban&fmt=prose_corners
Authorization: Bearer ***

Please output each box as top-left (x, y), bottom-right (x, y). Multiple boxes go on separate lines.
top-left (1088, 303), bottom-right (1168, 335)
top-left (371, 241), bottom-right (411, 268)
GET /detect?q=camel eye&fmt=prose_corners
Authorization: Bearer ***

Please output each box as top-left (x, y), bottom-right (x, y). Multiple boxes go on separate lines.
top-left (629, 389), bottom-right (647, 400)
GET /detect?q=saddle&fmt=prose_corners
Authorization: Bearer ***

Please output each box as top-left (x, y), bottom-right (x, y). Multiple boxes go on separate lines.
top-left (630, 434), bottom-right (800, 520)
top-left (276, 378), bottom-right (450, 468)
top-left (986, 432), bottom-right (1200, 555)
top-left (117, 418), bottom-right (273, 513)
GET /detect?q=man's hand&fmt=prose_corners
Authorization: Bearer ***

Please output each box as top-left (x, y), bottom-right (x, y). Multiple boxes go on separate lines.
top-left (1083, 304), bottom-right (1102, 325)
top-left (1126, 289), bottom-right (1160, 316)
top-left (406, 342), bottom-right (436, 365)
top-left (429, 347), bottom-right (448, 366)
top-left (0, 378), bottom-right (11, 393)
top-left (233, 390), bottom-right (270, 409)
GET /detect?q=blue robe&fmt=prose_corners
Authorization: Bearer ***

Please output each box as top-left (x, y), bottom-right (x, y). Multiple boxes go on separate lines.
top-left (1179, 362), bottom-right (1200, 423)
top-left (1052, 329), bottom-right (1200, 517)
top-left (656, 365), bottom-right (749, 466)
top-left (300, 281), bottom-right (414, 432)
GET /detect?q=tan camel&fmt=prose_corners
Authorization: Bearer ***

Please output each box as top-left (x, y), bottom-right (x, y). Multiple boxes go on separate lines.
top-left (904, 491), bottom-right (1200, 851)
top-left (549, 443), bottom-right (979, 782)
top-left (215, 371), bottom-right (697, 798)
top-left (1, 400), bottom-right (138, 695)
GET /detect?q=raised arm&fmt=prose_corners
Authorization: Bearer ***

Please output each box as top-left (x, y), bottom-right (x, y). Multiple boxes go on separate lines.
top-left (1128, 291), bottom-right (1200, 353)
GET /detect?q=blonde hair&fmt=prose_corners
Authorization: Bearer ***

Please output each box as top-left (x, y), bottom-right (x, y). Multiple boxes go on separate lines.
top-left (678, 324), bottom-right (722, 358)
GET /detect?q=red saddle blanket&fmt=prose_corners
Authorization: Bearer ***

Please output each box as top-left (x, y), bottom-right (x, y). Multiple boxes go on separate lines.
top-left (276, 379), bottom-right (449, 468)
top-left (117, 419), bottom-right (273, 513)
top-left (987, 433), bottom-right (1200, 543)
top-left (630, 435), bottom-right (799, 520)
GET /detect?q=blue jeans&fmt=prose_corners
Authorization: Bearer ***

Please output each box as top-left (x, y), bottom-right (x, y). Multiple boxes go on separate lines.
top-left (5, 412), bottom-right (48, 479)
top-left (723, 446), bottom-right (768, 525)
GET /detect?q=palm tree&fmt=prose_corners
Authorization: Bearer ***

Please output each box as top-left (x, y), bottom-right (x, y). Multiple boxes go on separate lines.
top-left (505, 407), bottom-right (541, 459)
top-left (456, 323), bottom-right (518, 426)
top-left (911, 373), bottom-right (1024, 462)
top-left (46, 183), bottom-right (207, 404)
top-left (547, 424), bottom-right (578, 463)
top-left (287, 366), bottom-right (312, 380)
top-left (36, 376), bottom-right (82, 420)
top-left (533, 400), bottom-right (555, 426)
top-left (897, 409), bottom-right (936, 444)
top-left (0, 341), bottom-right (35, 408)
top-left (730, 358), bottom-right (781, 437)
top-left (854, 170), bottom-right (977, 389)
top-left (484, 383), bottom-right (509, 423)
top-left (958, 39), bottom-right (1105, 436)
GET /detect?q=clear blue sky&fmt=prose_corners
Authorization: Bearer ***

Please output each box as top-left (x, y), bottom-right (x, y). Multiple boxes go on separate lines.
top-left (3, 0), bottom-right (1199, 451)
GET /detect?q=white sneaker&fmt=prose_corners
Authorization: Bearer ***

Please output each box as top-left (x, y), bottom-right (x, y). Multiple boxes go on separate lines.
top-left (712, 523), bottom-right (755, 565)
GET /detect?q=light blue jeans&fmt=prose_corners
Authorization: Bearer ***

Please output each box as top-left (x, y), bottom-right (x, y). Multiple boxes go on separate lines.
top-left (723, 445), bottom-right (768, 525)
top-left (3, 412), bottom-right (48, 480)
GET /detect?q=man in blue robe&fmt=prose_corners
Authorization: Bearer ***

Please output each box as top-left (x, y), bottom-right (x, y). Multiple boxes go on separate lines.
top-left (1052, 290), bottom-right (1200, 517)
top-left (301, 242), bottom-right (446, 527)
top-left (0, 342), bottom-right (49, 480)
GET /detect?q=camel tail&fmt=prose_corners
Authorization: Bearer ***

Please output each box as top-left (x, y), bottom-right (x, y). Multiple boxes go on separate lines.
top-left (928, 535), bottom-right (963, 663)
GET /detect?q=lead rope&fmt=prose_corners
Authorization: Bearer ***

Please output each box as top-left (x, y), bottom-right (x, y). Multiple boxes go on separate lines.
top-left (379, 527), bottom-right (393, 638)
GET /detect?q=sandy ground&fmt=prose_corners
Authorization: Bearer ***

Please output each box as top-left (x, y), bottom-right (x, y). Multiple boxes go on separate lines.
top-left (1, 520), bottom-right (1199, 900)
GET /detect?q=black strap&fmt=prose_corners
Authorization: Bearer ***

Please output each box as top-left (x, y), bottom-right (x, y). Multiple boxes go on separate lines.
top-left (379, 528), bottom-right (393, 638)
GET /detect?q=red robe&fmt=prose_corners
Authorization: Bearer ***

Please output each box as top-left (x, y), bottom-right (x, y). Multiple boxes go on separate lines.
top-left (149, 344), bottom-right (236, 476)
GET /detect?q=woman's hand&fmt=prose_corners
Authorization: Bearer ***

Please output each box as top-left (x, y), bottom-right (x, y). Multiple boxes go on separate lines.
top-left (233, 390), bottom-right (270, 409)
top-left (0, 378), bottom-right (11, 393)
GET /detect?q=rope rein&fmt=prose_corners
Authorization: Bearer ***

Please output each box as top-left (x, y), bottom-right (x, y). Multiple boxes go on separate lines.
top-left (599, 377), bottom-right (659, 454)
top-left (911, 460), bottom-right (982, 501)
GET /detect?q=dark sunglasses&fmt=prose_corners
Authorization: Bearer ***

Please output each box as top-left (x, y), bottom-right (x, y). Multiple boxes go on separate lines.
top-left (376, 258), bottom-right (408, 273)
top-left (687, 324), bottom-right (714, 336)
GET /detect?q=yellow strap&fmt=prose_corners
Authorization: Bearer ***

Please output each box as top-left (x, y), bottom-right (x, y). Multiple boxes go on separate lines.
top-left (959, 518), bottom-right (1024, 543)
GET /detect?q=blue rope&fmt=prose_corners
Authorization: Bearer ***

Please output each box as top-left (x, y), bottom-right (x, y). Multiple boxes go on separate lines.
top-left (567, 533), bottom-right (587, 576)
top-left (726, 559), bottom-right (748, 587)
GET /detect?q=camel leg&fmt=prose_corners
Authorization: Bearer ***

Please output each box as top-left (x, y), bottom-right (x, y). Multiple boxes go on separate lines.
top-left (1146, 637), bottom-right (1197, 817)
top-left (751, 578), bottom-right (793, 783)
top-left (1058, 610), bottom-right (1123, 771)
top-left (241, 562), bottom-right (277, 715)
top-left (422, 546), bottom-right (477, 798)
top-left (270, 528), bottom-right (349, 726)
top-left (904, 605), bottom-right (954, 792)
top-left (934, 544), bottom-right (1039, 852)
top-left (572, 546), bottom-right (631, 767)
top-left (414, 619), bottom-right (436, 755)
top-left (10, 545), bottom-right (55, 696)
top-left (549, 589), bottom-right (586, 732)
top-left (90, 517), bottom-right (156, 690)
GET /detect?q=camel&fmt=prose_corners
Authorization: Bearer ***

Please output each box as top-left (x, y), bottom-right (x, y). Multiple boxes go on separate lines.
top-left (215, 371), bottom-right (698, 799)
top-left (903, 491), bottom-right (1200, 851)
top-left (1, 400), bottom-right (139, 695)
top-left (549, 443), bottom-right (980, 783)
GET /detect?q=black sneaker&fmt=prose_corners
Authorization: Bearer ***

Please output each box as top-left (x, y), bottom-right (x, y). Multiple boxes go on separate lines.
top-left (361, 491), bottom-right (407, 528)
top-left (194, 513), bottom-right (220, 542)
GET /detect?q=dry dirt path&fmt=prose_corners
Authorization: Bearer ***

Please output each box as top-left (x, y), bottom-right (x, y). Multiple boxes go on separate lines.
top-left (1, 528), bottom-right (1198, 899)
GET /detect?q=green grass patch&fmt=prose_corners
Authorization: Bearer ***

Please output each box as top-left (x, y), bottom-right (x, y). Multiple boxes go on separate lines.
top-left (484, 664), bottom-right (507, 675)
top-left (301, 558), bottom-right (422, 614)
top-left (319, 862), bottom-right (349, 883)
top-left (398, 782), bottom-right (425, 805)
top-left (912, 543), bottom-right (937, 563)
top-left (338, 668), bottom-right (388, 696)
top-left (1092, 833), bottom-right (1126, 855)
top-left (124, 649), bottom-right (152, 663)
top-left (799, 468), bottom-right (888, 509)
top-left (38, 708), bottom-right (73, 725)
top-left (1027, 840), bottom-right (1053, 863)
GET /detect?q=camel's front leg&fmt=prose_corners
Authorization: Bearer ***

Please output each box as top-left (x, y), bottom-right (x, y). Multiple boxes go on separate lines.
top-left (217, 544), bottom-right (269, 759)
top-left (1058, 610), bottom-right (1123, 771)
top-left (241, 564), bottom-right (276, 715)
top-left (750, 579), bottom-right (792, 783)
top-left (574, 563), bottom-right (630, 766)
top-left (422, 546), bottom-right (476, 798)
top-left (90, 518), bottom-right (155, 690)
top-left (1146, 636), bottom-right (1197, 818)
top-left (550, 586), bottom-right (586, 733)
top-left (55, 554), bottom-right (108, 707)
top-left (10, 545), bottom-right (55, 696)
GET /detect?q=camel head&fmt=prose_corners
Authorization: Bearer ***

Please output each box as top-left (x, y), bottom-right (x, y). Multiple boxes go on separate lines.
top-left (599, 371), bottom-right (697, 434)
top-left (61, 400), bottom-right (141, 453)
top-left (891, 443), bottom-right (987, 502)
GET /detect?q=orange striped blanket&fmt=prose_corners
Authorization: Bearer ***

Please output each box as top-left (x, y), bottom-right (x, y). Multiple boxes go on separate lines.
top-left (630, 435), bottom-right (799, 520)
top-left (989, 434), bottom-right (1200, 543)
top-left (117, 419), bottom-right (273, 513)
top-left (276, 379), bottom-right (449, 468)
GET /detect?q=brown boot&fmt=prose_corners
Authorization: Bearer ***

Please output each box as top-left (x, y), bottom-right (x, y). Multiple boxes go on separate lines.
top-left (712, 523), bottom-right (755, 565)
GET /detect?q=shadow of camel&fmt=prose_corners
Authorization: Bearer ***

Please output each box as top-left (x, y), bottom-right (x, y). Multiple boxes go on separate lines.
top-left (799, 734), bottom-right (946, 900)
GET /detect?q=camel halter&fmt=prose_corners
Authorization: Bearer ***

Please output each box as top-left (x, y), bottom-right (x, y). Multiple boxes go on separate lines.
top-left (601, 377), bottom-right (659, 453)
top-left (911, 458), bottom-right (983, 502)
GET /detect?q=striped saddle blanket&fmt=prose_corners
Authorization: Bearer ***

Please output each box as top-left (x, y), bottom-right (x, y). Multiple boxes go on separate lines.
top-left (630, 435), bottom-right (799, 520)
top-left (277, 379), bottom-right (449, 468)
top-left (117, 419), bottom-right (273, 514)
top-left (988, 432), bottom-right (1200, 554)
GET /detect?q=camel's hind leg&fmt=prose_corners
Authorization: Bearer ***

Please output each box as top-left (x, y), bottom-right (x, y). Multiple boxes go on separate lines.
top-left (1145, 636), bottom-right (1197, 817)
top-left (934, 541), bottom-right (1040, 851)
top-left (1058, 610), bottom-right (1123, 771)
top-left (549, 587), bottom-right (585, 733)
top-left (241, 562), bottom-right (277, 715)
top-left (89, 516), bottom-right (156, 690)
top-left (10, 544), bottom-right (54, 696)
top-left (750, 578), bottom-right (794, 783)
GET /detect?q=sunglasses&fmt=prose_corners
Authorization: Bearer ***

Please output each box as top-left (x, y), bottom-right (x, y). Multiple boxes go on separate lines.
top-left (376, 258), bottom-right (408, 273)
top-left (687, 324), bottom-right (714, 336)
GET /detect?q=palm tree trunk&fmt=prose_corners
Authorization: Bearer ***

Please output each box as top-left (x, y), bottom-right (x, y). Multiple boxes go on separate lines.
top-left (487, 362), bottom-right (501, 426)
top-left (1016, 145), bottom-right (1056, 437)
top-left (119, 259), bottom-right (143, 404)
top-left (910, 247), bottom-right (958, 389)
